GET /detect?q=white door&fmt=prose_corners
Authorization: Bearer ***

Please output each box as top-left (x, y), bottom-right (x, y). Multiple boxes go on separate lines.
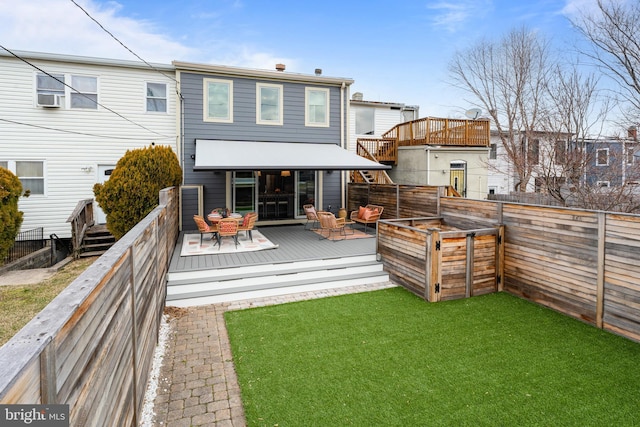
top-left (96, 165), bottom-right (116, 224)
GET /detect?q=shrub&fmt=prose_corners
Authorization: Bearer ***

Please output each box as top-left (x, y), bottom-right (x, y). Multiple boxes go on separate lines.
top-left (93, 145), bottom-right (182, 239)
top-left (0, 168), bottom-right (25, 261)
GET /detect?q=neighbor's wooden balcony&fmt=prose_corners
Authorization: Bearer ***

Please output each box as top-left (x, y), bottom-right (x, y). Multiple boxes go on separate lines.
top-left (357, 117), bottom-right (491, 165)
top-left (384, 117), bottom-right (491, 147)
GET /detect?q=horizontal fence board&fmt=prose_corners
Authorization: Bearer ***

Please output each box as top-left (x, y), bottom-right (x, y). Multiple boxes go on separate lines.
top-left (353, 190), bottom-right (640, 342)
top-left (0, 187), bottom-right (179, 426)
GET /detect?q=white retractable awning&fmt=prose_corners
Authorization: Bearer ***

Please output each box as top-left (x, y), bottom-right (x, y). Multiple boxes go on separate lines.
top-left (193, 140), bottom-right (390, 170)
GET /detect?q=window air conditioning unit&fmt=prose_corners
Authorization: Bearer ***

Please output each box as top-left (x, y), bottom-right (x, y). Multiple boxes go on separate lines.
top-left (37, 93), bottom-right (61, 108)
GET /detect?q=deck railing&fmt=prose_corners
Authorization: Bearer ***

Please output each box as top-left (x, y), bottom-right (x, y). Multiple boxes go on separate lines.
top-left (383, 117), bottom-right (491, 147)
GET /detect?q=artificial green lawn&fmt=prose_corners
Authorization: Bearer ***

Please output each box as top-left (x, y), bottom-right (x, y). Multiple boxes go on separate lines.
top-left (225, 288), bottom-right (640, 426)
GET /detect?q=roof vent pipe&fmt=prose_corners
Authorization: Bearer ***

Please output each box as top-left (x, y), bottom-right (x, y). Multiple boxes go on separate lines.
top-left (315, 68), bottom-right (322, 76)
top-left (275, 63), bottom-right (286, 72)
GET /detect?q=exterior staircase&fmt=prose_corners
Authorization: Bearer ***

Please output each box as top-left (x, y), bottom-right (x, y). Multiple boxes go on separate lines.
top-left (80, 224), bottom-right (116, 257)
top-left (165, 254), bottom-right (390, 307)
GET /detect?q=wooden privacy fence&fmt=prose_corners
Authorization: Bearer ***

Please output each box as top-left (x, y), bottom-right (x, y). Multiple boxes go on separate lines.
top-left (437, 197), bottom-right (640, 342)
top-left (377, 217), bottom-right (504, 302)
top-left (353, 183), bottom-right (640, 342)
top-left (0, 187), bottom-right (179, 426)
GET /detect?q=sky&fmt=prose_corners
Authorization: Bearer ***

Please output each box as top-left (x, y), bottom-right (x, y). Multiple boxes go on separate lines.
top-left (0, 0), bottom-right (599, 119)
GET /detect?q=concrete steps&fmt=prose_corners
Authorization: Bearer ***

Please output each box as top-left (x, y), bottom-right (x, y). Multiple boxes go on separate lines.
top-left (165, 254), bottom-right (389, 307)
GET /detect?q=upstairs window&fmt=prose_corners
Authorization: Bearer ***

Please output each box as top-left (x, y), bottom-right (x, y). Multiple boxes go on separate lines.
top-left (489, 143), bottom-right (497, 160)
top-left (305, 87), bottom-right (329, 127)
top-left (146, 82), bottom-right (167, 112)
top-left (256, 83), bottom-right (283, 125)
top-left (626, 145), bottom-right (636, 165)
top-left (70, 75), bottom-right (98, 109)
top-left (528, 139), bottom-right (540, 165)
top-left (204, 78), bottom-right (233, 122)
top-left (355, 108), bottom-right (374, 135)
top-left (36, 73), bottom-right (65, 97)
top-left (596, 148), bottom-right (609, 166)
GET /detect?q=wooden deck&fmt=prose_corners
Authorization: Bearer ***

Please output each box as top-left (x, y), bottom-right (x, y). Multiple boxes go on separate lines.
top-left (168, 224), bottom-right (378, 273)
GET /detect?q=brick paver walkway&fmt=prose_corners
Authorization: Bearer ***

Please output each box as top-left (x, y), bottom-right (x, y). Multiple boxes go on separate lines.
top-left (152, 282), bottom-right (396, 426)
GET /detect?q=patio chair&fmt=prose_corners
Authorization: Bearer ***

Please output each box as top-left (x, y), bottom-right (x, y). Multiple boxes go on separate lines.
top-left (193, 215), bottom-right (219, 246)
top-left (317, 211), bottom-right (347, 241)
top-left (238, 212), bottom-right (258, 242)
top-left (217, 217), bottom-right (239, 249)
top-left (303, 204), bottom-right (319, 230)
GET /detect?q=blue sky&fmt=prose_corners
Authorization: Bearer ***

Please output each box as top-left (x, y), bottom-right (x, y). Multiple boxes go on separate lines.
top-left (0, 0), bottom-right (596, 118)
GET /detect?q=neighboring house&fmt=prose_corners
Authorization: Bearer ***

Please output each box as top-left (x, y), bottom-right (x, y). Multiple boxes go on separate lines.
top-left (349, 92), bottom-right (419, 151)
top-left (358, 117), bottom-right (491, 199)
top-left (584, 131), bottom-right (640, 188)
top-left (0, 49), bottom-right (178, 238)
top-left (173, 61), bottom-right (387, 227)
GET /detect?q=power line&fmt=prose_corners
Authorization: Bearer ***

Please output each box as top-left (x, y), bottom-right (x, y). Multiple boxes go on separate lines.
top-left (0, 118), bottom-right (172, 141)
top-left (0, 45), bottom-right (173, 139)
top-left (68, 0), bottom-right (183, 99)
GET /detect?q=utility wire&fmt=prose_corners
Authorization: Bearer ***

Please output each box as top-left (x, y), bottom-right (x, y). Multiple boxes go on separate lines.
top-left (69, 0), bottom-right (183, 99)
top-left (0, 118), bottom-right (171, 141)
top-left (0, 45), bottom-right (173, 139)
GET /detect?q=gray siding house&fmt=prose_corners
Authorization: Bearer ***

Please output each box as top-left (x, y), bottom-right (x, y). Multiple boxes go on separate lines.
top-left (174, 61), bottom-right (387, 227)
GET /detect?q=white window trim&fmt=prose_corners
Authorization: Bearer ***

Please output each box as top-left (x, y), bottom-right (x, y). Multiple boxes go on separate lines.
top-left (305, 87), bottom-right (330, 127)
top-left (1, 160), bottom-right (46, 196)
top-left (204, 78), bottom-right (233, 123)
top-left (70, 74), bottom-right (99, 110)
top-left (596, 148), bottom-right (609, 166)
top-left (256, 82), bottom-right (283, 126)
top-left (145, 81), bottom-right (168, 113)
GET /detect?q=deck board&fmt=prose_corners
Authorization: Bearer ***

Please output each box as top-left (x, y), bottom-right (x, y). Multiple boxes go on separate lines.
top-left (169, 224), bottom-right (377, 273)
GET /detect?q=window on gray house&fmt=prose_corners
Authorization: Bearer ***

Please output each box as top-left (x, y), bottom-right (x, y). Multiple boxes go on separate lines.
top-left (489, 143), bottom-right (497, 159)
top-left (356, 108), bottom-right (374, 135)
top-left (596, 148), bottom-right (609, 166)
top-left (146, 83), bottom-right (167, 112)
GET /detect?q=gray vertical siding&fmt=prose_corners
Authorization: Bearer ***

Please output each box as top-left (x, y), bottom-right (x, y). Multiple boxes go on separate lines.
top-left (180, 71), bottom-right (348, 216)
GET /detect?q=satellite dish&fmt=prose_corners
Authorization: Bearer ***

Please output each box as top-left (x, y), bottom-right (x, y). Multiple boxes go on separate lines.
top-left (465, 108), bottom-right (482, 120)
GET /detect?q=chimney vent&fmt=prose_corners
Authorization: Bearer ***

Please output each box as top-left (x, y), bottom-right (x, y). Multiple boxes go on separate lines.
top-left (275, 63), bottom-right (286, 72)
top-left (628, 126), bottom-right (637, 140)
top-left (315, 68), bottom-right (322, 76)
top-left (352, 92), bottom-right (363, 101)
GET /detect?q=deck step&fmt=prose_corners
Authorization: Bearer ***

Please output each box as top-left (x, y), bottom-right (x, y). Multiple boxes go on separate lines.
top-left (165, 254), bottom-right (389, 306)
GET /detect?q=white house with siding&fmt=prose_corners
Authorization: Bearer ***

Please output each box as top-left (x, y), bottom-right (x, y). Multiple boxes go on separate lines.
top-left (0, 49), bottom-right (177, 238)
top-left (348, 92), bottom-right (419, 152)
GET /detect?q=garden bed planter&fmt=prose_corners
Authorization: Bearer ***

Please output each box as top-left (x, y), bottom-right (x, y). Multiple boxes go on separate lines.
top-left (377, 217), bottom-right (504, 302)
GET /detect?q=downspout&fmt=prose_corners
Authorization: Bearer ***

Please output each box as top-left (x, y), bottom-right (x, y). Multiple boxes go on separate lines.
top-left (340, 81), bottom-right (347, 209)
top-left (425, 147), bottom-right (431, 185)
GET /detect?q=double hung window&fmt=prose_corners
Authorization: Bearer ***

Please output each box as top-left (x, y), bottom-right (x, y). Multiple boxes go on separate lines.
top-left (204, 78), bottom-right (233, 122)
top-left (70, 75), bottom-right (98, 109)
top-left (146, 82), bottom-right (167, 112)
top-left (0, 161), bottom-right (45, 195)
top-left (256, 83), bottom-right (283, 125)
top-left (305, 88), bottom-right (329, 127)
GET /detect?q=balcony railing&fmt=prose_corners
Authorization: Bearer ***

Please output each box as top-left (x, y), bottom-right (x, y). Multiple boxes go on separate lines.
top-left (383, 117), bottom-right (491, 147)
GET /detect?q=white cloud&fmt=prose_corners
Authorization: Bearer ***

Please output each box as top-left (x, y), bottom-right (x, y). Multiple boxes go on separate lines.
top-left (0, 0), bottom-right (196, 63)
top-left (427, 0), bottom-right (490, 33)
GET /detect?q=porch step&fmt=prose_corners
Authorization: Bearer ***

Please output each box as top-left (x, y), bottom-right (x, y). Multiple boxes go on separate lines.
top-left (165, 254), bottom-right (390, 307)
top-left (79, 224), bottom-right (115, 257)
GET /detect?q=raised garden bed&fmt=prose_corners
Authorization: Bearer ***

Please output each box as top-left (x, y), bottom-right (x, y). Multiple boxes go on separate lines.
top-left (377, 217), bottom-right (504, 302)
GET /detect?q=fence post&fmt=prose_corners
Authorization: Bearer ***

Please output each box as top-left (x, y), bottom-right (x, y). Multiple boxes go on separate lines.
top-left (40, 340), bottom-right (57, 404)
top-left (465, 232), bottom-right (475, 298)
top-left (427, 229), bottom-right (442, 302)
top-left (596, 212), bottom-right (606, 328)
top-left (496, 225), bottom-right (505, 292)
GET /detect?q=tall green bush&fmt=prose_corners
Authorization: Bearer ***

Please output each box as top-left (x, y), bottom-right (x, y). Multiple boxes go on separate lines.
top-left (93, 145), bottom-right (182, 239)
top-left (0, 168), bottom-right (25, 261)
